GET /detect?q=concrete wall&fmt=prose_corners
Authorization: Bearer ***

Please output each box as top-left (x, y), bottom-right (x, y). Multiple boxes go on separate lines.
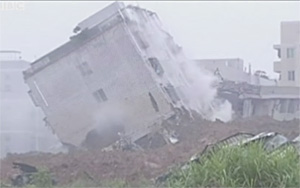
top-left (242, 98), bottom-right (300, 121)
top-left (241, 85), bottom-right (300, 121)
top-left (122, 6), bottom-right (187, 106)
top-left (25, 13), bottom-right (174, 147)
top-left (274, 21), bottom-right (300, 87)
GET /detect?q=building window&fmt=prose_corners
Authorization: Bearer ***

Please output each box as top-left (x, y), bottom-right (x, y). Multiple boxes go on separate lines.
top-left (288, 71), bottom-right (295, 81)
top-left (148, 57), bottom-right (164, 76)
top-left (287, 48), bottom-right (295, 58)
top-left (93, 88), bottom-right (107, 103)
top-left (276, 49), bottom-right (281, 58)
top-left (148, 92), bottom-right (159, 112)
top-left (278, 72), bottom-right (281, 80)
top-left (77, 61), bottom-right (93, 76)
top-left (164, 83), bottom-right (180, 103)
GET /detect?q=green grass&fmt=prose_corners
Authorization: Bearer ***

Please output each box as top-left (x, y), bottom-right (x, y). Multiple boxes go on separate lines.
top-left (166, 142), bottom-right (300, 188)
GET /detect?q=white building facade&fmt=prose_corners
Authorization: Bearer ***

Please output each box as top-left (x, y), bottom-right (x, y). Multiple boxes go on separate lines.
top-left (0, 51), bottom-right (61, 158)
top-left (23, 2), bottom-right (188, 149)
top-left (273, 21), bottom-right (300, 87)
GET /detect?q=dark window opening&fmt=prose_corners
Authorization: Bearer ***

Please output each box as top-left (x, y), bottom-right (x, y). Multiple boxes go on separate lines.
top-left (149, 92), bottom-right (159, 112)
top-left (288, 71), bottom-right (295, 81)
top-left (164, 84), bottom-right (180, 103)
top-left (148, 57), bottom-right (164, 76)
top-left (287, 48), bottom-right (295, 58)
top-left (93, 88), bottom-right (107, 103)
top-left (276, 49), bottom-right (281, 58)
top-left (77, 61), bottom-right (93, 76)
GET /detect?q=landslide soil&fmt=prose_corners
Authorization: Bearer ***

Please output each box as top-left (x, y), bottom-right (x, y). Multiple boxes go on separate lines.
top-left (1, 117), bottom-right (299, 186)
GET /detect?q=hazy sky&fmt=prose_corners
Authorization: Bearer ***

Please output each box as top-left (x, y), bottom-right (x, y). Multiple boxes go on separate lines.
top-left (0, 1), bottom-right (299, 78)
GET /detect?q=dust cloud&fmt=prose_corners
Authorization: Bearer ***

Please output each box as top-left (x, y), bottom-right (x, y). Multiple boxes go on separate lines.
top-left (176, 59), bottom-right (233, 122)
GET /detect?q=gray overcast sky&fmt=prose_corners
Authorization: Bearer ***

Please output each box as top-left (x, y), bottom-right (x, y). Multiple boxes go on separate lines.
top-left (0, 1), bottom-right (299, 78)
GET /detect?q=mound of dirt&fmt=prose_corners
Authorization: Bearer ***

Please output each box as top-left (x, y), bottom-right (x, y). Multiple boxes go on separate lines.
top-left (1, 117), bottom-right (299, 186)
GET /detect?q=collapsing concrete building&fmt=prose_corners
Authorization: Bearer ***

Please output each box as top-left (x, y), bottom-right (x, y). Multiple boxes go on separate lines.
top-left (218, 81), bottom-right (300, 121)
top-left (23, 2), bottom-right (300, 150)
top-left (196, 59), bottom-right (300, 121)
top-left (24, 2), bottom-right (224, 149)
top-left (241, 86), bottom-right (300, 121)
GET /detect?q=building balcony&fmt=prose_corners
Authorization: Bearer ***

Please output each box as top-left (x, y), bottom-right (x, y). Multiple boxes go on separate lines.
top-left (273, 45), bottom-right (281, 59)
top-left (273, 61), bottom-right (282, 73)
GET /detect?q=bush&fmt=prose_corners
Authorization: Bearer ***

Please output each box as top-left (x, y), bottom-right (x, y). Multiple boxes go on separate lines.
top-left (30, 167), bottom-right (54, 188)
top-left (167, 142), bottom-right (300, 188)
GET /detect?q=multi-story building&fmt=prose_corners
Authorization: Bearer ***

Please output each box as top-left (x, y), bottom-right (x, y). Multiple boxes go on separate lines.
top-left (273, 21), bottom-right (300, 87)
top-left (23, 2), bottom-right (196, 149)
top-left (22, 3), bottom-right (300, 150)
top-left (0, 51), bottom-right (61, 158)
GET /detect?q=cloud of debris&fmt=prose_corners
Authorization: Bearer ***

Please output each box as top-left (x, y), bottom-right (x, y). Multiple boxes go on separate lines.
top-left (85, 103), bottom-right (130, 148)
top-left (92, 103), bottom-right (128, 134)
top-left (137, 12), bottom-right (233, 122)
top-left (176, 59), bottom-right (233, 122)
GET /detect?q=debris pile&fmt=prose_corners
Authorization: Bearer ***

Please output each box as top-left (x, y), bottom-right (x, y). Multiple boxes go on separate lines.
top-left (1, 117), bottom-right (299, 186)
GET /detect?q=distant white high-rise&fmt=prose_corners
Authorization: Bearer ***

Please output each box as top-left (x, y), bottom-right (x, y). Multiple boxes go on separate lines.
top-left (273, 21), bottom-right (300, 87)
top-left (0, 50), bottom-right (61, 158)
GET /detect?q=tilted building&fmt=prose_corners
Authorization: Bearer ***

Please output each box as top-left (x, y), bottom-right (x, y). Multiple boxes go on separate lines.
top-left (24, 2), bottom-right (299, 150)
top-left (218, 81), bottom-right (300, 121)
top-left (23, 2), bottom-right (197, 149)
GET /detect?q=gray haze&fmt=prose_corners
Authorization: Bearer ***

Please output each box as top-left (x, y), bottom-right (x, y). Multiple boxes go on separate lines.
top-left (0, 1), bottom-right (299, 78)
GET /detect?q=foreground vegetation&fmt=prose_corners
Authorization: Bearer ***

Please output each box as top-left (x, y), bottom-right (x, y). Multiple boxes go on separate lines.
top-left (2, 142), bottom-right (299, 188)
top-left (166, 142), bottom-right (300, 188)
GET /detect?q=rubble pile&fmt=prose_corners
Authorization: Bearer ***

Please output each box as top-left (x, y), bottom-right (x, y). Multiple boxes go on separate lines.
top-left (1, 117), bottom-right (299, 186)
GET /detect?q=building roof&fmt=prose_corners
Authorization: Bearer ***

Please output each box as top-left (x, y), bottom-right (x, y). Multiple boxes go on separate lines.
top-left (23, 4), bottom-right (155, 80)
top-left (0, 60), bottom-right (30, 70)
top-left (0, 50), bottom-right (21, 53)
top-left (23, 9), bottom-right (124, 80)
